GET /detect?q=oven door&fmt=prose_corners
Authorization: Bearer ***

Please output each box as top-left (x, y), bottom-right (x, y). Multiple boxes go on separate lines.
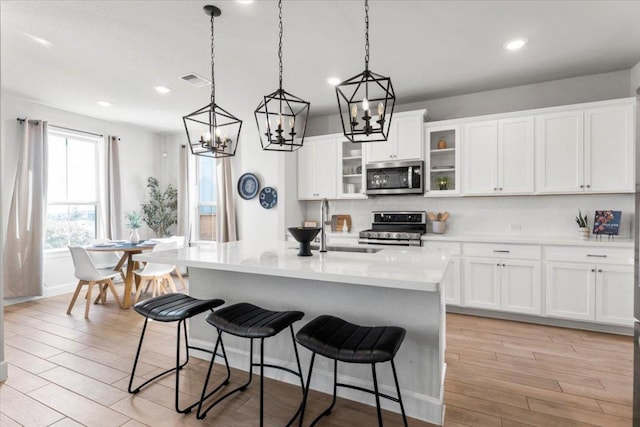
top-left (366, 161), bottom-right (423, 195)
top-left (358, 238), bottom-right (422, 246)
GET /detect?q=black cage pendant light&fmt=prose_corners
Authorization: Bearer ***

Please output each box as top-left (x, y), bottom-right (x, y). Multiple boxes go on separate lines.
top-left (336, 0), bottom-right (395, 143)
top-left (183, 5), bottom-right (242, 158)
top-left (254, 0), bottom-right (310, 152)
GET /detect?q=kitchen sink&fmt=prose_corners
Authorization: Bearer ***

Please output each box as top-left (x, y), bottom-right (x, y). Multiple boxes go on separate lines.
top-left (308, 245), bottom-right (381, 254)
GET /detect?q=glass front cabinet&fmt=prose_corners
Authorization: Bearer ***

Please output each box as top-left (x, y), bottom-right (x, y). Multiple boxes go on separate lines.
top-left (425, 124), bottom-right (461, 196)
top-left (337, 137), bottom-right (367, 199)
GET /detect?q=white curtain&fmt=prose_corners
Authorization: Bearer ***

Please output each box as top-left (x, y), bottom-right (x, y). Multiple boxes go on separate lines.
top-left (177, 144), bottom-right (196, 243)
top-left (99, 135), bottom-right (121, 240)
top-left (216, 157), bottom-right (237, 242)
top-left (2, 120), bottom-right (48, 298)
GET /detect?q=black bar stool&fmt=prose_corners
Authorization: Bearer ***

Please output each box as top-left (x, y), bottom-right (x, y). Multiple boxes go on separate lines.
top-left (295, 315), bottom-right (408, 427)
top-left (197, 302), bottom-right (305, 426)
top-left (128, 293), bottom-right (229, 414)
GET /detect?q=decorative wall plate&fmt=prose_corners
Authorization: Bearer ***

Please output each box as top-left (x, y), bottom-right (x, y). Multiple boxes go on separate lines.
top-left (238, 173), bottom-right (260, 200)
top-left (259, 187), bottom-right (277, 209)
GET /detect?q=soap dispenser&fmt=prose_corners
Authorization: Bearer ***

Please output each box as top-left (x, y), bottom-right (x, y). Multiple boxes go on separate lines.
top-left (342, 219), bottom-right (349, 233)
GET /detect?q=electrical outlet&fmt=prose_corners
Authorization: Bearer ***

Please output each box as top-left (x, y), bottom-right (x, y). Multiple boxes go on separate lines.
top-left (509, 224), bottom-right (522, 231)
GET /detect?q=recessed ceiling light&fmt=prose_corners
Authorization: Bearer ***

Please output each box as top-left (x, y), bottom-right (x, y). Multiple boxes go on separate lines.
top-left (154, 85), bottom-right (172, 94)
top-left (237, 0), bottom-right (254, 4)
top-left (504, 38), bottom-right (527, 51)
top-left (327, 77), bottom-right (341, 86)
top-left (25, 33), bottom-right (52, 47)
top-left (96, 100), bottom-right (113, 107)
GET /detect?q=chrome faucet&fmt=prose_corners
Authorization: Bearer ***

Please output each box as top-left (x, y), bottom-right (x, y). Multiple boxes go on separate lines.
top-left (320, 198), bottom-right (329, 252)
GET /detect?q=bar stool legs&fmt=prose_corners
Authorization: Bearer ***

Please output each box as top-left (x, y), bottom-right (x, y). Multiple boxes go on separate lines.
top-left (197, 325), bottom-right (305, 427)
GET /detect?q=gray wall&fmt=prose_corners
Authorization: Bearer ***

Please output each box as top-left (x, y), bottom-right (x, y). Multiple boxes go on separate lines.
top-left (307, 70), bottom-right (632, 136)
top-left (632, 62), bottom-right (640, 94)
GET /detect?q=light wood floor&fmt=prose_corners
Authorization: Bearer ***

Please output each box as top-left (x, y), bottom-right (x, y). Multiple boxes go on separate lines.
top-left (0, 286), bottom-right (633, 426)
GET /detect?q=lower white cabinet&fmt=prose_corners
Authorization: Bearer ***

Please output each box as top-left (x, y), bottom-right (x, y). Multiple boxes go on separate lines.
top-left (545, 262), bottom-right (633, 326)
top-left (464, 257), bottom-right (540, 315)
top-left (444, 256), bottom-right (461, 305)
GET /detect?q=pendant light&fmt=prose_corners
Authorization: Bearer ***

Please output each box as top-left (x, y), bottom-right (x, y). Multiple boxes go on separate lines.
top-left (183, 5), bottom-right (242, 158)
top-left (254, 0), bottom-right (310, 152)
top-left (336, 0), bottom-right (395, 143)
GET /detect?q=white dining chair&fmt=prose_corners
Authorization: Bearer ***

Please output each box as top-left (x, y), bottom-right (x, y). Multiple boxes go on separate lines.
top-left (133, 241), bottom-right (180, 304)
top-left (67, 246), bottom-right (122, 319)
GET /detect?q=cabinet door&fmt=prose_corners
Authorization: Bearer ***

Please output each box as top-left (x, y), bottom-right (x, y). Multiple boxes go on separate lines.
top-left (545, 262), bottom-right (595, 321)
top-left (315, 138), bottom-right (338, 198)
top-left (444, 256), bottom-right (461, 306)
top-left (535, 111), bottom-right (584, 193)
top-left (464, 257), bottom-right (500, 310)
top-left (463, 121), bottom-right (498, 195)
top-left (297, 142), bottom-right (318, 199)
top-left (595, 264), bottom-right (634, 326)
top-left (498, 117), bottom-right (534, 194)
top-left (393, 113), bottom-right (424, 160)
top-left (584, 105), bottom-right (634, 193)
top-left (364, 138), bottom-right (394, 162)
top-left (501, 260), bottom-right (541, 315)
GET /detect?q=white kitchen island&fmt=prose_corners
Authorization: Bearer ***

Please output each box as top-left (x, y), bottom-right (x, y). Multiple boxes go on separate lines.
top-left (135, 241), bottom-right (452, 425)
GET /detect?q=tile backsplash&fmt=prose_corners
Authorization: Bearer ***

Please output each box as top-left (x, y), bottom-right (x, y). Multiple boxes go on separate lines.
top-left (303, 193), bottom-right (634, 238)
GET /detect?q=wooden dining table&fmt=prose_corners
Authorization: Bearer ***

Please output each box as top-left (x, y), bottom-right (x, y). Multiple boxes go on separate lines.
top-left (86, 242), bottom-right (154, 309)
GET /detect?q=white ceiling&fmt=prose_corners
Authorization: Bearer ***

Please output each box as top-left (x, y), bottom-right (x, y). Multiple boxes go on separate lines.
top-left (2, 1), bottom-right (640, 133)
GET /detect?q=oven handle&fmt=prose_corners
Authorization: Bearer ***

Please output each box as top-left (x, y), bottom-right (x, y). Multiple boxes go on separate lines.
top-left (408, 166), bottom-right (413, 189)
top-left (358, 238), bottom-right (422, 247)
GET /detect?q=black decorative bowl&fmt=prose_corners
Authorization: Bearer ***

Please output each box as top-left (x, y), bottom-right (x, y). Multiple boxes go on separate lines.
top-left (288, 227), bottom-right (321, 256)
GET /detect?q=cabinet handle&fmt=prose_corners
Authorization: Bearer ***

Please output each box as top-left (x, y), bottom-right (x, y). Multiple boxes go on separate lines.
top-left (502, 263), bottom-right (506, 267)
top-left (493, 250), bottom-right (510, 253)
top-left (587, 254), bottom-right (606, 258)
top-left (586, 185), bottom-right (591, 189)
top-left (591, 268), bottom-right (596, 272)
top-left (598, 269), bottom-right (603, 273)
top-left (499, 187), bottom-right (503, 191)
top-left (579, 185), bottom-right (584, 188)
top-left (496, 263), bottom-right (500, 267)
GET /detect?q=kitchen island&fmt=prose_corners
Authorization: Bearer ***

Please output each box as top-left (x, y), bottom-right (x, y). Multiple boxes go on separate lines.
top-left (135, 241), bottom-right (452, 425)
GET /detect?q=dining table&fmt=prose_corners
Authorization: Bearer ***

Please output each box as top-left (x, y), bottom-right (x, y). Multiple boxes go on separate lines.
top-left (86, 241), bottom-right (155, 309)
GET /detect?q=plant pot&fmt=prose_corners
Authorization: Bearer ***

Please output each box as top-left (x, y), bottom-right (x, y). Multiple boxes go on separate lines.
top-left (578, 227), bottom-right (589, 240)
top-left (129, 229), bottom-right (140, 244)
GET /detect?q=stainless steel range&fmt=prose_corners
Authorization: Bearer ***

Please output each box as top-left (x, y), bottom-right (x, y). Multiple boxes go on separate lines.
top-left (358, 211), bottom-right (427, 246)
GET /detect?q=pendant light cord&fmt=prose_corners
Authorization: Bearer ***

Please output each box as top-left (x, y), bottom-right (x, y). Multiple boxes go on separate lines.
top-left (278, 0), bottom-right (283, 91)
top-left (210, 13), bottom-right (216, 104)
top-left (364, 0), bottom-right (369, 72)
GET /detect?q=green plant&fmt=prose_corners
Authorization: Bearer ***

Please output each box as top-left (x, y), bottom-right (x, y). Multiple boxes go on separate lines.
top-left (141, 177), bottom-right (177, 237)
top-left (436, 175), bottom-right (449, 190)
top-left (575, 210), bottom-right (588, 228)
top-left (125, 210), bottom-right (142, 229)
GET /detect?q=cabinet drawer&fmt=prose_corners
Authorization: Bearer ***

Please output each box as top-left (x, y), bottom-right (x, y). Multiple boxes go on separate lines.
top-left (423, 241), bottom-right (461, 255)
top-left (545, 246), bottom-right (632, 265)
top-left (462, 243), bottom-right (541, 260)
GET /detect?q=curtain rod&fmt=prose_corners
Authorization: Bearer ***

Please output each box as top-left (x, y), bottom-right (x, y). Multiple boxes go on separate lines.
top-left (17, 117), bottom-right (104, 138)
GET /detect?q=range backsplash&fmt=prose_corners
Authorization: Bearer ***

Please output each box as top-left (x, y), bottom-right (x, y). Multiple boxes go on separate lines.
top-left (303, 193), bottom-right (634, 238)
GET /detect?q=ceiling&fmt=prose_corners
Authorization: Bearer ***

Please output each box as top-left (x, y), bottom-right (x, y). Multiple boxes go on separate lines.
top-left (2, 1), bottom-right (640, 133)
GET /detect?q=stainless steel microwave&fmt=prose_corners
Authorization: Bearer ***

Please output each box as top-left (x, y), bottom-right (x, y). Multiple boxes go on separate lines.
top-left (365, 160), bottom-right (423, 195)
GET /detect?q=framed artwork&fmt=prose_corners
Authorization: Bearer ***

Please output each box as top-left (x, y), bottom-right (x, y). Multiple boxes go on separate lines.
top-left (593, 210), bottom-right (621, 235)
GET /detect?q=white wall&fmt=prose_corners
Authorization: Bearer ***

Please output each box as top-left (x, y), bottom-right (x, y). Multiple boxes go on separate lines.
top-left (1, 92), bottom-right (164, 298)
top-left (632, 61), bottom-right (640, 95)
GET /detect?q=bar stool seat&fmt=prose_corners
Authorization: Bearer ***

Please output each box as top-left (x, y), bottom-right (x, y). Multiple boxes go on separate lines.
top-left (197, 302), bottom-right (305, 426)
top-left (296, 315), bottom-right (408, 427)
top-left (128, 293), bottom-right (228, 414)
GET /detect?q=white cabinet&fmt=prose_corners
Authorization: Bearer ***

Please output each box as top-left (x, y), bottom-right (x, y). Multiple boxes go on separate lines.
top-left (425, 125), bottom-right (461, 196)
top-left (545, 261), bottom-right (633, 326)
top-left (444, 256), bottom-right (461, 306)
top-left (463, 117), bottom-right (534, 195)
top-left (464, 257), bottom-right (540, 315)
top-left (365, 110), bottom-right (426, 162)
top-left (297, 135), bottom-right (338, 200)
top-left (536, 103), bottom-right (634, 194)
top-left (596, 265), bottom-right (634, 326)
top-left (337, 138), bottom-right (367, 199)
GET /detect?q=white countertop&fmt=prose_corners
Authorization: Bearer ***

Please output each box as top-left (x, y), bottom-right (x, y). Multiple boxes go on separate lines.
top-left (421, 233), bottom-right (633, 248)
top-left (135, 240), bottom-right (451, 292)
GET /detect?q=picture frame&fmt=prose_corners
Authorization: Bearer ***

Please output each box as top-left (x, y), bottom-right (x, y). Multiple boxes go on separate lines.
top-left (303, 221), bottom-right (318, 228)
top-left (592, 210), bottom-right (621, 235)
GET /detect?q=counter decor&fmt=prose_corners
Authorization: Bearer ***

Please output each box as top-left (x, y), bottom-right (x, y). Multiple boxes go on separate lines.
top-left (576, 210), bottom-right (589, 240)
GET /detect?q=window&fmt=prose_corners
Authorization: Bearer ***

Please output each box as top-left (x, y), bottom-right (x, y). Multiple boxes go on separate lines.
top-left (196, 155), bottom-right (217, 240)
top-left (45, 129), bottom-right (100, 249)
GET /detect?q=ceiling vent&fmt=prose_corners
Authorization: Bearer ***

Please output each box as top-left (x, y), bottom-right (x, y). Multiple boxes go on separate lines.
top-left (180, 73), bottom-right (211, 87)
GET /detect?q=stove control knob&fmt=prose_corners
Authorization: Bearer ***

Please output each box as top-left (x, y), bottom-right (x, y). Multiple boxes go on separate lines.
top-left (381, 232), bottom-right (391, 239)
top-left (366, 232), bottom-right (377, 239)
top-left (396, 233), bottom-right (409, 240)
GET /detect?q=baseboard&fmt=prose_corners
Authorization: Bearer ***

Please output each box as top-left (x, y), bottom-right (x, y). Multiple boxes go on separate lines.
top-left (3, 282), bottom-right (77, 306)
top-left (0, 360), bottom-right (8, 382)
top-left (190, 338), bottom-right (444, 425)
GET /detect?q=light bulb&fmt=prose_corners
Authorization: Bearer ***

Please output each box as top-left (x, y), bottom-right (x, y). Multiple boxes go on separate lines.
top-left (351, 104), bottom-right (357, 119)
top-left (204, 131), bottom-right (211, 142)
top-left (362, 98), bottom-right (369, 112)
top-left (215, 127), bottom-right (221, 137)
top-left (289, 117), bottom-right (295, 129)
top-left (378, 102), bottom-right (384, 117)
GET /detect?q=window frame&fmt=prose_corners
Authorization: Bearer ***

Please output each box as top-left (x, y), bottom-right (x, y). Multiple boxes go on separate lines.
top-left (45, 127), bottom-right (101, 252)
top-left (195, 155), bottom-right (217, 242)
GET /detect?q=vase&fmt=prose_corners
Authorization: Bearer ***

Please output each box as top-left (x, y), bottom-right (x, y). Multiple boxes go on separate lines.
top-left (129, 229), bottom-right (140, 244)
top-left (578, 227), bottom-right (589, 240)
top-left (437, 138), bottom-right (447, 149)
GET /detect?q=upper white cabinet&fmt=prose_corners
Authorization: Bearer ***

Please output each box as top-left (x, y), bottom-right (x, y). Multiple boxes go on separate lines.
top-left (425, 125), bottom-right (461, 196)
top-left (463, 117), bottom-right (534, 195)
top-left (536, 103), bottom-right (634, 194)
top-left (365, 110), bottom-right (426, 162)
top-left (337, 137), bottom-right (367, 199)
top-left (297, 134), bottom-right (338, 200)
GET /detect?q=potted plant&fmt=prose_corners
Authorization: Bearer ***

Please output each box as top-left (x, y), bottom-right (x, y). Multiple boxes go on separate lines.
top-left (141, 177), bottom-right (178, 237)
top-left (436, 175), bottom-right (449, 191)
top-left (575, 210), bottom-right (589, 239)
top-left (125, 210), bottom-right (142, 243)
